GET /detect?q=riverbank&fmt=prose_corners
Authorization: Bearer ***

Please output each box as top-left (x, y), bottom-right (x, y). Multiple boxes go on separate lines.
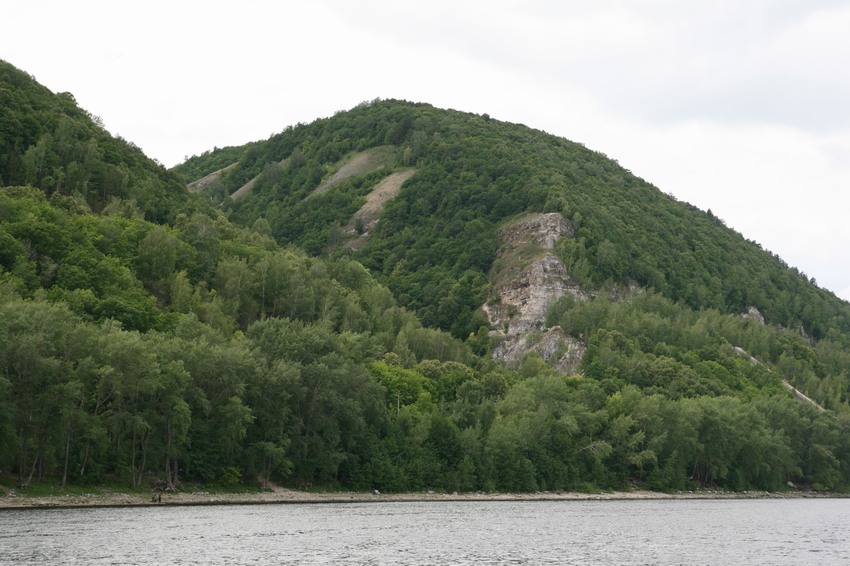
top-left (0, 484), bottom-right (842, 509)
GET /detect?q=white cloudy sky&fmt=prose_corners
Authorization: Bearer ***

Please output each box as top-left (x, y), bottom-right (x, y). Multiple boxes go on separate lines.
top-left (4, 1), bottom-right (850, 300)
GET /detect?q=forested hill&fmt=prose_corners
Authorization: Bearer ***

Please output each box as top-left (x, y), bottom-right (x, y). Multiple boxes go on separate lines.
top-left (0, 61), bottom-right (191, 223)
top-left (3, 60), bottom-right (850, 496)
top-left (177, 99), bottom-right (850, 344)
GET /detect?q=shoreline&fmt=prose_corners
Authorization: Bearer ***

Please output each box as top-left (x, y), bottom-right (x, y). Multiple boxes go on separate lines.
top-left (1, 486), bottom-right (844, 510)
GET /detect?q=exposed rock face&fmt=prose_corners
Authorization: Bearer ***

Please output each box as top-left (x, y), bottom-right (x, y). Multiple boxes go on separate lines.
top-left (742, 306), bottom-right (765, 325)
top-left (483, 213), bottom-right (587, 373)
top-left (486, 254), bottom-right (572, 334)
top-left (313, 145), bottom-right (397, 196)
top-left (498, 211), bottom-right (574, 251)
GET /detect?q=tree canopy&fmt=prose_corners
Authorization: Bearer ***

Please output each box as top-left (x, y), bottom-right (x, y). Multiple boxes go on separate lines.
top-left (181, 99), bottom-right (850, 346)
top-left (2, 62), bottom-right (850, 495)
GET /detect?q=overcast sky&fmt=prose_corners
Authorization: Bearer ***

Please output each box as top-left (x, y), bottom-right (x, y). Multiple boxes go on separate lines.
top-left (5, 1), bottom-right (850, 300)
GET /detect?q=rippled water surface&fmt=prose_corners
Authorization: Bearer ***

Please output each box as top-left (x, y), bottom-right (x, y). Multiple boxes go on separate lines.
top-left (2, 498), bottom-right (848, 565)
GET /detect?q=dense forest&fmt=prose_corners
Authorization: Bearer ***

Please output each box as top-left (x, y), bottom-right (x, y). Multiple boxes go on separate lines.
top-left (180, 100), bottom-right (850, 343)
top-left (2, 60), bottom-right (850, 495)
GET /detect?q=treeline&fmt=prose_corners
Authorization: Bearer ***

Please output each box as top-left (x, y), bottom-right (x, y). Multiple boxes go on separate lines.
top-left (3, 287), bottom-right (850, 493)
top-left (3, 186), bottom-right (849, 493)
top-left (0, 186), bottom-right (470, 489)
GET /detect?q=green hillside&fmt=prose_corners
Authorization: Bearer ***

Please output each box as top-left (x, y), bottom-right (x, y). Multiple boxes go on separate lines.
top-left (2, 61), bottom-right (850, 495)
top-left (180, 100), bottom-right (850, 343)
top-left (0, 62), bottom-right (192, 223)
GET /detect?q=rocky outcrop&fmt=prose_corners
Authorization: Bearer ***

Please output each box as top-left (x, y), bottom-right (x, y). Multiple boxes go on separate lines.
top-left (483, 213), bottom-right (587, 373)
top-left (742, 306), bottom-right (765, 325)
top-left (498, 211), bottom-right (574, 252)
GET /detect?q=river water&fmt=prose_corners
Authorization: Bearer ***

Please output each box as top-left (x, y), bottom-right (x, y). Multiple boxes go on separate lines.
top-left (1, 498), bottom-right (848, 565)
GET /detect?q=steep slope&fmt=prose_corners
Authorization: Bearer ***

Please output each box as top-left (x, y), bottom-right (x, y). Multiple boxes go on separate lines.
top-left (312, 145), bottom-right (397, 196)
top-left (0, 70), bottom-right (478, 493)
top-left (187, 162), bottom-right (237, 193)
top-left (180, 100), bottom-right (850, 412)
top-left (184, 100), bottom-right (850, 342)
top-left (344, 168), bottom-right (416, 250)
top-left (484, 213), bottom-right (586, 373)
top-left (0, 60), bottom-right (191, 223)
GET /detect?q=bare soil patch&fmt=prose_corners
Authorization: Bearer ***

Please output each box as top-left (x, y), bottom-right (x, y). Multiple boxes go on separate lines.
top-left (230, 175), bottom-right (259, 201)
top-left (187, 162), bottom-right (238, 193)
top-left (345, 168), bottom-right (416, 250)
top-left (313, 146), bottom-right (396, 196)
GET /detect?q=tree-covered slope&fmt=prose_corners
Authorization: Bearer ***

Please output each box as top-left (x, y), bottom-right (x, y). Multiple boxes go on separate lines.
top-left (3, 66), bottom-right (850, 496)
top-left (174, 99), bottom-right (850, 492)
top-left (180, 99), bottom-right (850, 345)
top-left (0, 60), bottom-right (192, 223)
top-left (0, 183), bottom-right (479, 491)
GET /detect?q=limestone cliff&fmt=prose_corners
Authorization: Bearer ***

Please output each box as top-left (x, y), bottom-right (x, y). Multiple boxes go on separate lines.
top-left (483, 213), bottom-right (587, 373)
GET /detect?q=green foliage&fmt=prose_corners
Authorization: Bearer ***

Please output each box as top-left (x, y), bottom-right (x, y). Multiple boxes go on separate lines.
top-left (2, 238), bottom-right (850, 493)
top-left (4, 68), bottom-right (850, 496)
top-left (194, 98), bottom-right (850, 352)
top-left (1, 60), bottom-right (191, 223)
